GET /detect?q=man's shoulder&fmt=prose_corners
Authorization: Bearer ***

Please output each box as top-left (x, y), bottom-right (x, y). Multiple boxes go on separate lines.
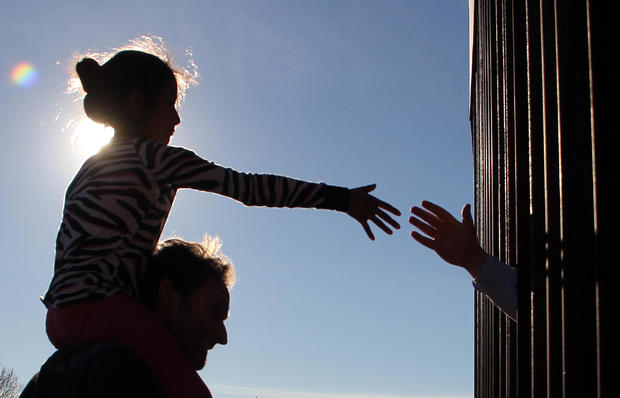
top-left (20, 343), bottom-right (160, 398)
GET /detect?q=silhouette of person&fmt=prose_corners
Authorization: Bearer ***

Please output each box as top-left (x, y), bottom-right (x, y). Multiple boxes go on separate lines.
top-left (141, 237), bottom-right (233, 373)
top-left (23, 237), bottom-right (234, 398)
top-left (409, 200), bottom-right (517, 320)
top-left (42, 45), bottom-right (400, 398)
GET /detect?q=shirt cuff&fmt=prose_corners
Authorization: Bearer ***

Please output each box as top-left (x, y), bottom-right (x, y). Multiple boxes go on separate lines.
top-left (473, 255), bottom-right (518, 320)
top-left (319, 185), bottom-right (350, 211)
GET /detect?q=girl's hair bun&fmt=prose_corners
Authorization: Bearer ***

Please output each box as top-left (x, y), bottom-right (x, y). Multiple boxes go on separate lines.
top-left (77, 58), bottom-right (107, 124)
top-left (76, 58), bottom-right (102, 93)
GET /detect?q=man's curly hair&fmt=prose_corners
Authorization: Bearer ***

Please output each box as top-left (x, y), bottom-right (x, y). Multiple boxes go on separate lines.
top-left (141, 235), bottom-right (235, 309)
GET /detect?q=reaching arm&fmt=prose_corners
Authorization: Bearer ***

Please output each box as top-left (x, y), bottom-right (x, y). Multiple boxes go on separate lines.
top-left (409, 200), bottom-right (517, 320)
top-left (409, 201), bottom-right (486, 277)
top-left (150, 141), bottom-right (400, 239)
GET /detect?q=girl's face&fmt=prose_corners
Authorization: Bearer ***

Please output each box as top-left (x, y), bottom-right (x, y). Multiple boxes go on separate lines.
top-left (143, 78), bottom-right (181, 145)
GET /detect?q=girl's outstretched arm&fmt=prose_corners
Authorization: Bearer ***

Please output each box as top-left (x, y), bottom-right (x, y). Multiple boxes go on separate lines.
top-left (346, 184), bottom-right (401, 240)
top-left (148, 141), bottom-right (400, 240)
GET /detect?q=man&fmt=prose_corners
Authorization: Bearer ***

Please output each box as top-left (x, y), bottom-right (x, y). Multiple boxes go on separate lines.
top-left (142, 237), bottom-right (233, 372)
top-left (409, 200), bottom-right (517, 320)
top-left (21, 237), bottom-right (234, 398)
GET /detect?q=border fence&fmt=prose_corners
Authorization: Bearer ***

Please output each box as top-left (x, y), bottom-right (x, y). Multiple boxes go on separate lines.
top-left (468, 1), bottom-right (616, 397)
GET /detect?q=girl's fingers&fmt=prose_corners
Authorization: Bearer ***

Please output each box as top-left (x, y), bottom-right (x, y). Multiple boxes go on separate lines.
top-left (377, 209), bottom-right (400, 229)
top-left (378, 200), bottom-right (401, 216)
top-left (354, 184), bottom-right (376, 193)
top-left (360, 221), bottom-right (375, 240)
top-left (370, 216), bottom-right (393, 235)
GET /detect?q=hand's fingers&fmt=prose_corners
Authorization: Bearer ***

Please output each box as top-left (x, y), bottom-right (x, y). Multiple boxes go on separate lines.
top-left (377, 209), bottom-right (400, 229)
top-left (361, 221), bottom-right (375, 240)
top-left (411, 231), bottom-right (436, 250)
top-left (421, 200), bottom-right (457, 223)
top-left (377, 200), bottom-right (401, 216)
top-left (409, 216), bottom-right (437, 237)
top-left (411, 206), bottom-right (443, 228)
top-left (462, 204), bottom-right (474, 227)
top-left (355, 184), bottom-right (376, 193)
top-left (370, 215), bottom-right (393, 235)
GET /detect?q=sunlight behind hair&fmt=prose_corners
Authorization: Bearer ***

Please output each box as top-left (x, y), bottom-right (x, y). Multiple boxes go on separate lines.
top-left (69, 116), bottom-right (114, 156)
top-left (59, 35), bottom-right (199, 157)
top-left (65, 35), bottom-right (199, 109)
top-left (157, 233), bottom-right (235, 288)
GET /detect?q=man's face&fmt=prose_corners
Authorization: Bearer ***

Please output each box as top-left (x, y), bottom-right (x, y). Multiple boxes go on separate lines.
top-left (167, 278), bottom-right (230, 370)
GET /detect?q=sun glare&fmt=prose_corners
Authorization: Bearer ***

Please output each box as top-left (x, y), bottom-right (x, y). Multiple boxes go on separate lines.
top-left (71, 117), bottom-right (114, 157)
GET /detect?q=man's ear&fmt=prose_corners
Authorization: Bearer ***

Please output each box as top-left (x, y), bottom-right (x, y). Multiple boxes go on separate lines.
top-left (128, 89), bottom-right (145, 120)
top-left (157, 279), bottom-right (181, 313)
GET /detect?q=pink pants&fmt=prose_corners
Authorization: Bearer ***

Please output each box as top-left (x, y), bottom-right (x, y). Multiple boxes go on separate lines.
top-left (46, 294), bottom-right (212, 398)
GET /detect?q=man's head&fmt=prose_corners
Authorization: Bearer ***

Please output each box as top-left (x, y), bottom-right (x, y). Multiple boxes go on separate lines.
top-left (142, 236), bottom-right (235, 370)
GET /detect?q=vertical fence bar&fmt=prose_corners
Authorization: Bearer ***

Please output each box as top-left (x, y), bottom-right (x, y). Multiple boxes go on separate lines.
top-left (554, 2), bottom-right (598, 396)
top-left (538, 1), bottom-right (563, 396)
top-left (508, 0), bottom-right (531, 397)
top-left (587, 2), bottom-right (619, 396)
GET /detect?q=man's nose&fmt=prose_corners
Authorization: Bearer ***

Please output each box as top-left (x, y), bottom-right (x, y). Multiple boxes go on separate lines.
top-left (216, 323), bottom-right (228, 345)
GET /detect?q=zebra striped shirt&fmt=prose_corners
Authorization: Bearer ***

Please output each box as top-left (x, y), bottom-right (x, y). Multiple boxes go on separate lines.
top-left (43, 137), bottom-right (349, 308)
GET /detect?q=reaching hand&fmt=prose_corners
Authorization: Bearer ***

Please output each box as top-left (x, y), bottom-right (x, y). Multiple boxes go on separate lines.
top-left (409, 201), bottom-right (486, 277)
top-left (346, 184), bottom-right (401, 240)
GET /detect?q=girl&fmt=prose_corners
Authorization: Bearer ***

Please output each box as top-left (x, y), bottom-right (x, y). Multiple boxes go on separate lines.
top-left (43, 47), bottom-right (400, 397)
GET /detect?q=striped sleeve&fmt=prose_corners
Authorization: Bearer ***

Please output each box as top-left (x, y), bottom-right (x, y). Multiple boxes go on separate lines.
top-left (139, 139), bottom-right (349, 211)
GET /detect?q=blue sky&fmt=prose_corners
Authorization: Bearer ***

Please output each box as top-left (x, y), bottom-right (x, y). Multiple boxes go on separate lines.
top-left (0, 1), bottom-right (474, 397)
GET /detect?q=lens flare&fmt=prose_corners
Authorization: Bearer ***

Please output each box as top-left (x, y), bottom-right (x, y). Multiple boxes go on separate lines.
top-left (10, 62), bottom-right (39, 87)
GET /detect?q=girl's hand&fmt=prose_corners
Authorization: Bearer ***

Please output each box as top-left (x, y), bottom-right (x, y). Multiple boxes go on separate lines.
top-left (409, 201), bottom-right (487, 278)
top-left (346, 184), bottom-right (401, 240)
